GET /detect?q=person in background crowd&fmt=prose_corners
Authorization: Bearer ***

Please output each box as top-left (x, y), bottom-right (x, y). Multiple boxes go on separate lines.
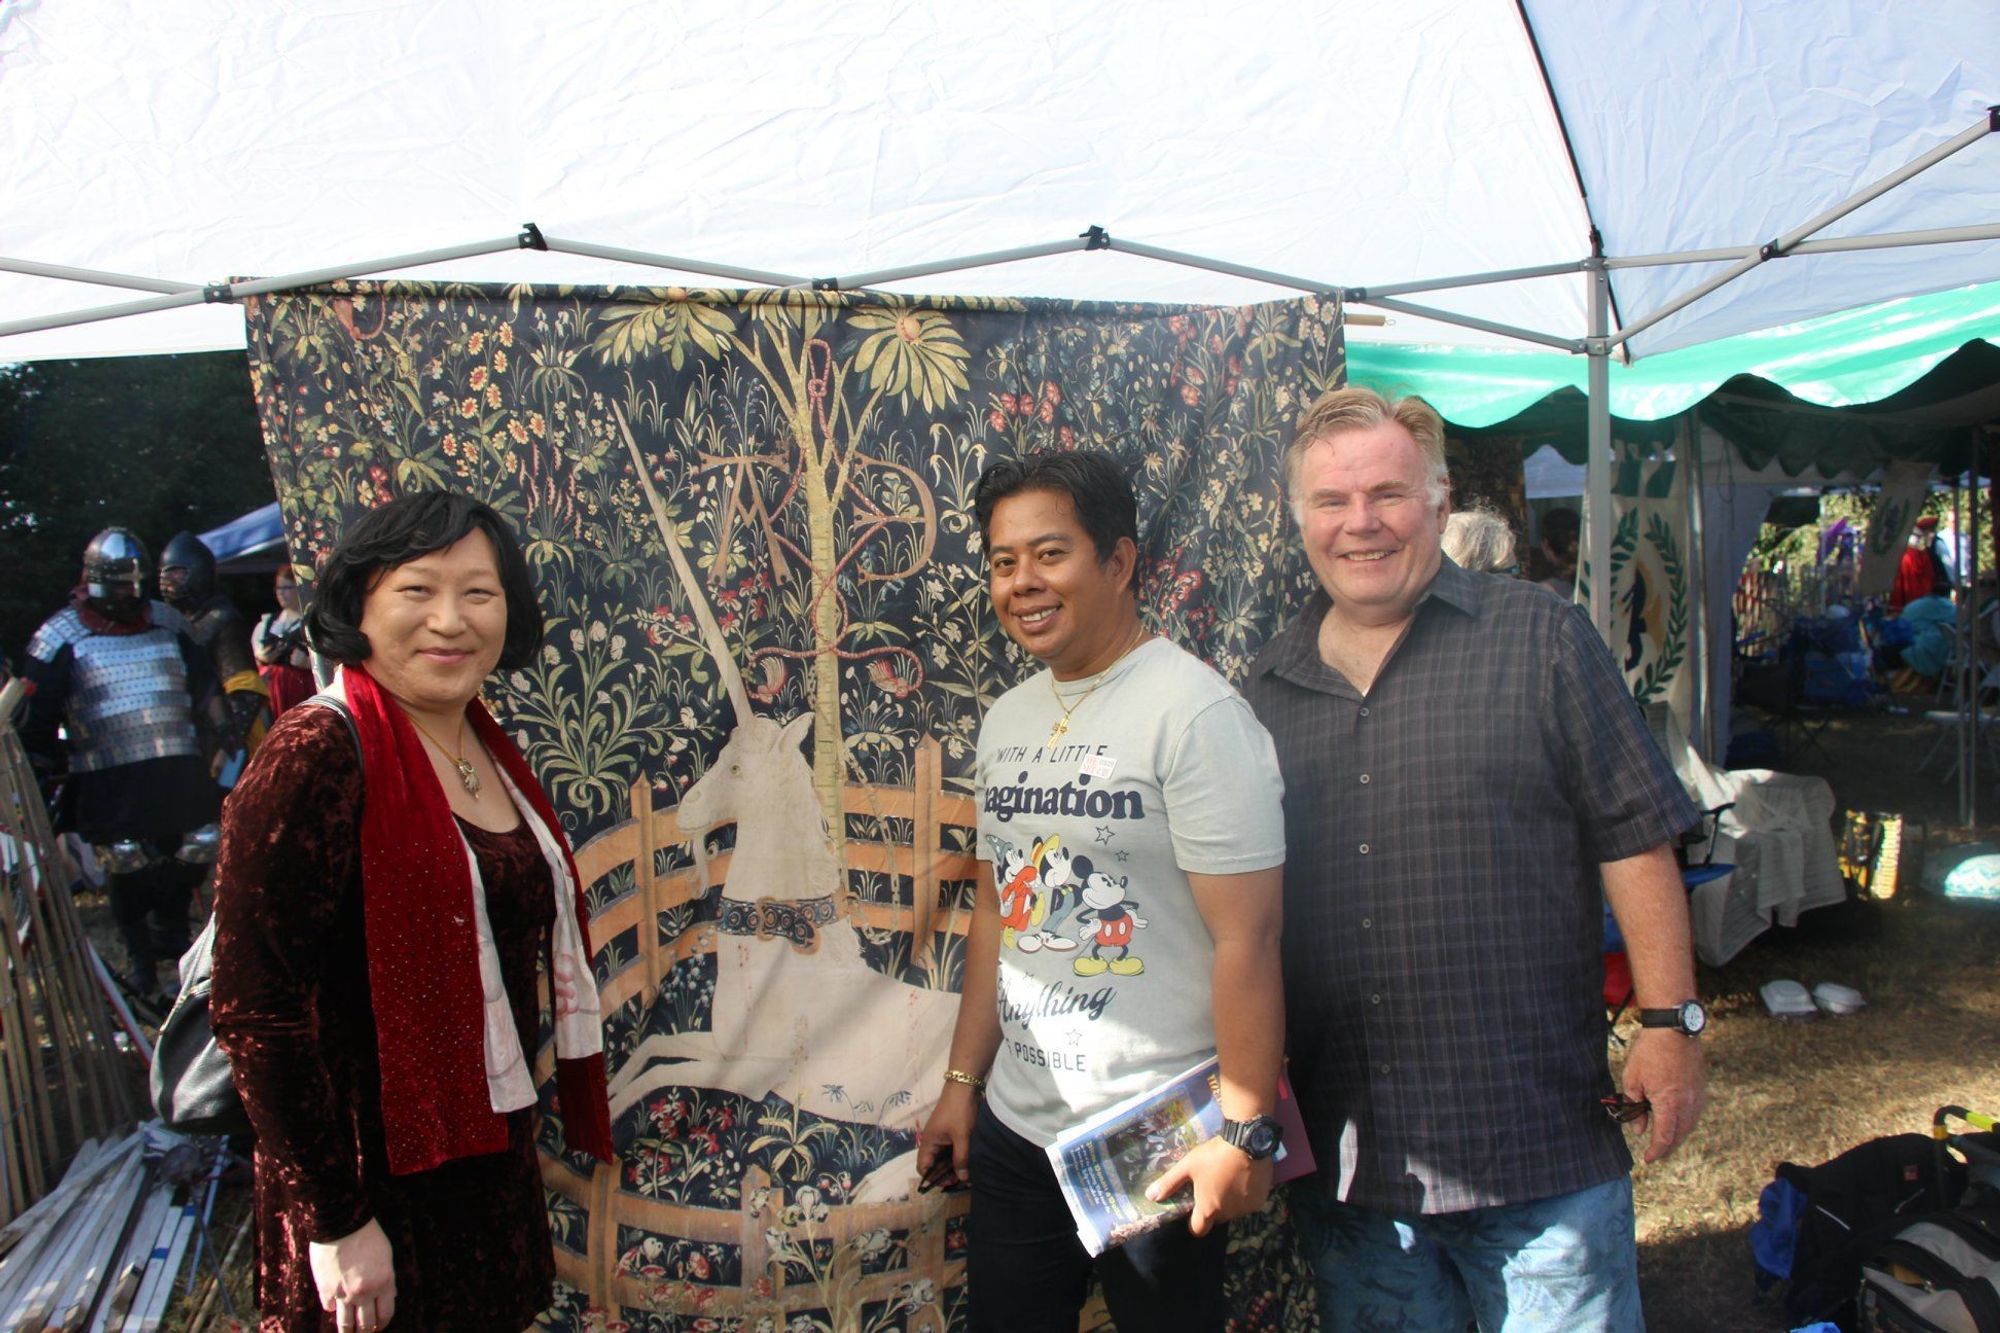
top-left (1889, 514), bottom-right (1940, 614)
top-left (1877, 589), bottom-right (1958, 687)
top-left (1441, 507), bottom-right (1520, 575)
top-left (1244, 387), bottom-right (1704, 1332)
top-left (211, 491), bottom-right (614, 1333)
top-left (1534, 505), bottom-right (1581, 598)
top-left (21, 527), bottom-right (222, 1005)
top-left (918, 451), bottom-right (1287, 1333)
top-left (160, 531), bottom-right (270, 777)
top-left (254, 565), bottom-right (317, 717)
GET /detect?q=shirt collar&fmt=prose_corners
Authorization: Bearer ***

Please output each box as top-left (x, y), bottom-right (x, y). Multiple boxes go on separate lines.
top-left (1254, 554), bottom-right (1483, 680)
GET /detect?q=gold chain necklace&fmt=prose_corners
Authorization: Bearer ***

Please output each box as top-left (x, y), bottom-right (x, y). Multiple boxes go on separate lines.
top-left (1046, 625), bottom-right (1148, 748)
top-left (404, 711), bottom-right (483, 798)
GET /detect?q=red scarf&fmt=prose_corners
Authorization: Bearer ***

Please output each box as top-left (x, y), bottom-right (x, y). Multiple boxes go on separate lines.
top-left (344, 663), bottom-right (614, 1175)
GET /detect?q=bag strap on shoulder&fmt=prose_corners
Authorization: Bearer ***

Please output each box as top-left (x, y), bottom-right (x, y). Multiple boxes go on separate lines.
top-left (302, 693), bottom-right (361, 767)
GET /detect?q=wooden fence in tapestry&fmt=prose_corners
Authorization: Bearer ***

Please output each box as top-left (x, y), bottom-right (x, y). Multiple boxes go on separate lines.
top-left (536, 737), bottom-right (977, 1326)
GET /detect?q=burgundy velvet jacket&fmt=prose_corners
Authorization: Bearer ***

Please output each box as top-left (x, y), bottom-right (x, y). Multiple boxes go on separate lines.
top-left (211, 706), bottom-right (558, 1332)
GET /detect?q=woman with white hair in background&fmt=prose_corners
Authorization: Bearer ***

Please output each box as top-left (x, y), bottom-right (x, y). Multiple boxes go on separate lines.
top-left (1441, 506), bottom-right (1520, 576)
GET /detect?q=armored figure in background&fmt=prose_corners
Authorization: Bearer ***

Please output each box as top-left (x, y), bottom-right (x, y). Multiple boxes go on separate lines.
top-left (21, 527), bottom-right (222, 1002)
top-left (160, 531), bottom-right (269, 769)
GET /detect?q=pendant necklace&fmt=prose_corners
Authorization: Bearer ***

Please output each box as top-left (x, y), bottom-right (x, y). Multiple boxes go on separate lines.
top-left (405, 711), bottom-right (483, 798)
top-left (1046, 625), bottom-right (1148, 749)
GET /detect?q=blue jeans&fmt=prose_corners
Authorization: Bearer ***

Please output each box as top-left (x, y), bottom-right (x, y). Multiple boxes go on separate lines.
top-left (966, 1101), bottom-right (1227, 1333)
top-left (1289, 1177), bottom-right (1643, 1332)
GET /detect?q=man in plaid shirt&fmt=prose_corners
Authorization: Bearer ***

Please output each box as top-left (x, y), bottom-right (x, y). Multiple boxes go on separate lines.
top-left (1243, 387), bottom-right (1705, 1332)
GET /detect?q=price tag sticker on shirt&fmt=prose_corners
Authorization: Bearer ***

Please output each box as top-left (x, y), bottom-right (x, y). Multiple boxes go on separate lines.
top-left (1078, 753), bottom-right (1117, 782)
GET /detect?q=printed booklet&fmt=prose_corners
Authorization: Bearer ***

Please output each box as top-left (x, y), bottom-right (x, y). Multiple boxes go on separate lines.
top-left (1045, 1058), bottom-right (1316, 1256)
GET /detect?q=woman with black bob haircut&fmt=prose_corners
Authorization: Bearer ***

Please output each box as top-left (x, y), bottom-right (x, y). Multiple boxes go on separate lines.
top-left (304, 490), bottom-right (544, 671)
top-left (211, 490), bottom-right (614, 1333)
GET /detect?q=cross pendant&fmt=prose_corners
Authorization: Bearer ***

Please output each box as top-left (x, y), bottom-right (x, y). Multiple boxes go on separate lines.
top-left (1047, 717), bottom-right (1070, 747)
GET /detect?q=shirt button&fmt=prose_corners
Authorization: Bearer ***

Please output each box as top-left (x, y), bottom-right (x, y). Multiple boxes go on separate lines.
top-left (1378, 1063), bottom-right (1391, 1075)
top-left (1358, 843), bottom-right (1370, 855)
top-left (1358, 706), bottom-right (1370, 717)
top-left (1361, 917), bottom-right (1373, 929)
top-left (1370, 993), bottom-right (1382, 1005)
top-left (1359, 773), bottom-right (1370, 785)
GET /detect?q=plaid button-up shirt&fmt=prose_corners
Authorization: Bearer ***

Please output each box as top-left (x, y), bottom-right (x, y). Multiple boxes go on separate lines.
top-left (1243, 558), bottom-right (1697, 1214)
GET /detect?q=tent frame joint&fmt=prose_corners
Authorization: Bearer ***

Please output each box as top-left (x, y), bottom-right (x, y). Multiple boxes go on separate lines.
top-left (519, 222), bottom-right (548, 252)
top-left (1080, 224), bottom-right (1111, 250)
top-left (201, 282), bottom-right (234, 305)
top-left (811, 277), bottom-right (842, 292)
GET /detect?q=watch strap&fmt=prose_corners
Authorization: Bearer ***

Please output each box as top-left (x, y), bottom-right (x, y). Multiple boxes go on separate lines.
top-left (1220, 1114), bottom-right (1284, 1160)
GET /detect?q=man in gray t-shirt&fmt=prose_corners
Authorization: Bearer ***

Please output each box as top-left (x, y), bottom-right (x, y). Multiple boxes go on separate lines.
top-left (918, 451), bottom-right (1286, 1333)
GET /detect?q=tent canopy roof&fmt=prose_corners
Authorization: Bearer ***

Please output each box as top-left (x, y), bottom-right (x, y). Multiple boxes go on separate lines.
top-left (3, 0), bottom-right (1996, 369)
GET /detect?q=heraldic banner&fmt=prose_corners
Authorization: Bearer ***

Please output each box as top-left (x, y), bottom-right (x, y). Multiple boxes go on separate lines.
top-left (1580, 452), bottom-right (1696, 744)
top-left (243, 283), bottom-right (1343, 1333)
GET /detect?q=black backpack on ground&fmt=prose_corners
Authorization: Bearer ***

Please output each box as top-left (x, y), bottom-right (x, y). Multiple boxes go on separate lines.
top-left (1770, 1133), bottom-right (1959, 1328)
top-left (1858, 1186), bottom-right (2000, 1331)
top-left (1857, 1113), bottom-right (2000, 1333)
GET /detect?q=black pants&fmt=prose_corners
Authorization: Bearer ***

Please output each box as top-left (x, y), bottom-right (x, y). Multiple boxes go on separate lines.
top-left (107, 856), bottom-right (201, 984)
top-left (967, 1100), bottom-right (1227, 1333)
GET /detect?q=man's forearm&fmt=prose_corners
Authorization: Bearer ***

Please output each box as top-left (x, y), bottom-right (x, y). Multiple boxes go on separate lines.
top-left (1603, 843), bottom-right (1697, 1007)
top-left (943, 886), bottom-right (1005, 1079)
top-left (1211, 932), bottom-right (1284, 1120)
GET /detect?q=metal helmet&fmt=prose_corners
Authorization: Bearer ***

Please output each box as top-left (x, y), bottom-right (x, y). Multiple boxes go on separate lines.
top-left (82, 527), bottom-right (149, 599)
top-left (159, 531), bottom-right (217, 607)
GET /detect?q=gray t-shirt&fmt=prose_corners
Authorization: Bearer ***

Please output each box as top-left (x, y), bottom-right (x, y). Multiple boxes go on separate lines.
top-left (974, 636), bottom-right (1286, 1146)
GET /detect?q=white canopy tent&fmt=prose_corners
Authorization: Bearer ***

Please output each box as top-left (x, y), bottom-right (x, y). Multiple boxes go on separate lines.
top-left (5, 0), bottom-right (1999, 634)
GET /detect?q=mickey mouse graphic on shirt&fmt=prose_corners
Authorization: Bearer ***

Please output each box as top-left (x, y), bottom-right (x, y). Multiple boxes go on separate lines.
top-left (992, 835), bottom-right (1057, 951)
top-left (1028, 843), bottom-right (1086, 953)
top-left (1071, 867), bottom-right (1147, 976)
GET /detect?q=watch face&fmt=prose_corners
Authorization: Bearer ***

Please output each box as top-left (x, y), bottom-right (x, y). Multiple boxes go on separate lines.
top-left (1247, 1122), bottom-right (1282, 1157)
top-left (1680, 1001), bottom-right (1708, 1035)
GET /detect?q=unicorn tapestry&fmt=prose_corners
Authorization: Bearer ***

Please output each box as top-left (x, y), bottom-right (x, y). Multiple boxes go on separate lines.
top-left (244, 282), bottom-right (1343, 1333)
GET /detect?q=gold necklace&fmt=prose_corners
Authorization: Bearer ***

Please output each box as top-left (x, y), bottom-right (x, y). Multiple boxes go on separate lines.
top-left (404, 710), bottom-right (483, 798)
top-left (1046, 625), bottom-right (1148, 748)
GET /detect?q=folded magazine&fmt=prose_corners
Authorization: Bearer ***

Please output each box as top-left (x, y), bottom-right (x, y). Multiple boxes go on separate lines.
top-left (1045, 1058), bottom-right (1316, 1256)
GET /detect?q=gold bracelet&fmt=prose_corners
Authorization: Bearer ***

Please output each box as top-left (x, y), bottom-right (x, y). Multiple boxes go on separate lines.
top-left (942, 1067), bottom-right (986, 1092)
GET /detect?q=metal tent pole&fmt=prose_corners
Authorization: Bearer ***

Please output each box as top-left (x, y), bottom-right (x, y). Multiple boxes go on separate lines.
top-left (823, 235), bottom-right (1103, 289)
top-left (1586, 256), bottom-right (1614, 641)
top-left (0, 258), bottom-right (199, 295)
top-left (1344, 260), bottom-right (1588, 298)
top-left (1353, 296), bottom-right (1582, 352)
top-left (1685, 415), bottom-right (1711, 760)
top-left (1606, 221), bottom-right (2000, 269)
top-left (1957, 475), bottom-right (1972, 826)
top-left (1606, 110), bottom-right (1998, 350)
top-left (0, 232), bottom-right (532, 339)
top-left (0, 289), bottom-right (211, 339)
top-left (536, 234), bottom-right (807, 288)
top-left (1970, 455), bottom-right (1983, 827)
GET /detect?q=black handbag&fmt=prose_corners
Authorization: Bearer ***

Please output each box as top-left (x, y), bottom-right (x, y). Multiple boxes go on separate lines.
top-left (148, 694), bottom-right (355, 1135)
top-left (149, 913), bottom-right (250, 1135)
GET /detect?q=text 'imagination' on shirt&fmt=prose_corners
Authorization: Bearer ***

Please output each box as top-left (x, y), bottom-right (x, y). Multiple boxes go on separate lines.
top-left (982, 755), bottom-right (1149, 825)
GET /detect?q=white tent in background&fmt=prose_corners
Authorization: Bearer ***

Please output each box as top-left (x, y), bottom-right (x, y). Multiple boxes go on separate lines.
top-left (4, 0), bottom-right (1994, 359)
top-left (4, 0), bottom-right (1997, 633)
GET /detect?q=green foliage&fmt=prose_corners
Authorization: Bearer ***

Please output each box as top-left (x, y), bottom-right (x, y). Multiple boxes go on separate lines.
top-left (0, 353), bottom-right (277, 658)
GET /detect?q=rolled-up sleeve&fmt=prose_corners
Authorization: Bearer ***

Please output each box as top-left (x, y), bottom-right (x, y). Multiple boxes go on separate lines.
top-left (1549, 605), bottom-right (1700, 863)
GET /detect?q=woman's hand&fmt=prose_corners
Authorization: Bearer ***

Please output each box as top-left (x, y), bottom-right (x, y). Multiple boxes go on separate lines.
top-left (308, 1218), bottom-right (395, 1332)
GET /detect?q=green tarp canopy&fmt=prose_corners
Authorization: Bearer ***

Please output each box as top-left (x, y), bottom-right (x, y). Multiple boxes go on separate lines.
top-left (1351, 281), bottom-right (2000, 476)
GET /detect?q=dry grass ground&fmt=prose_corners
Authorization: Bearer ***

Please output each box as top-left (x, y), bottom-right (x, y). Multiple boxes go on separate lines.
top-left (1629, 710), bottom-right (2000, 1333)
